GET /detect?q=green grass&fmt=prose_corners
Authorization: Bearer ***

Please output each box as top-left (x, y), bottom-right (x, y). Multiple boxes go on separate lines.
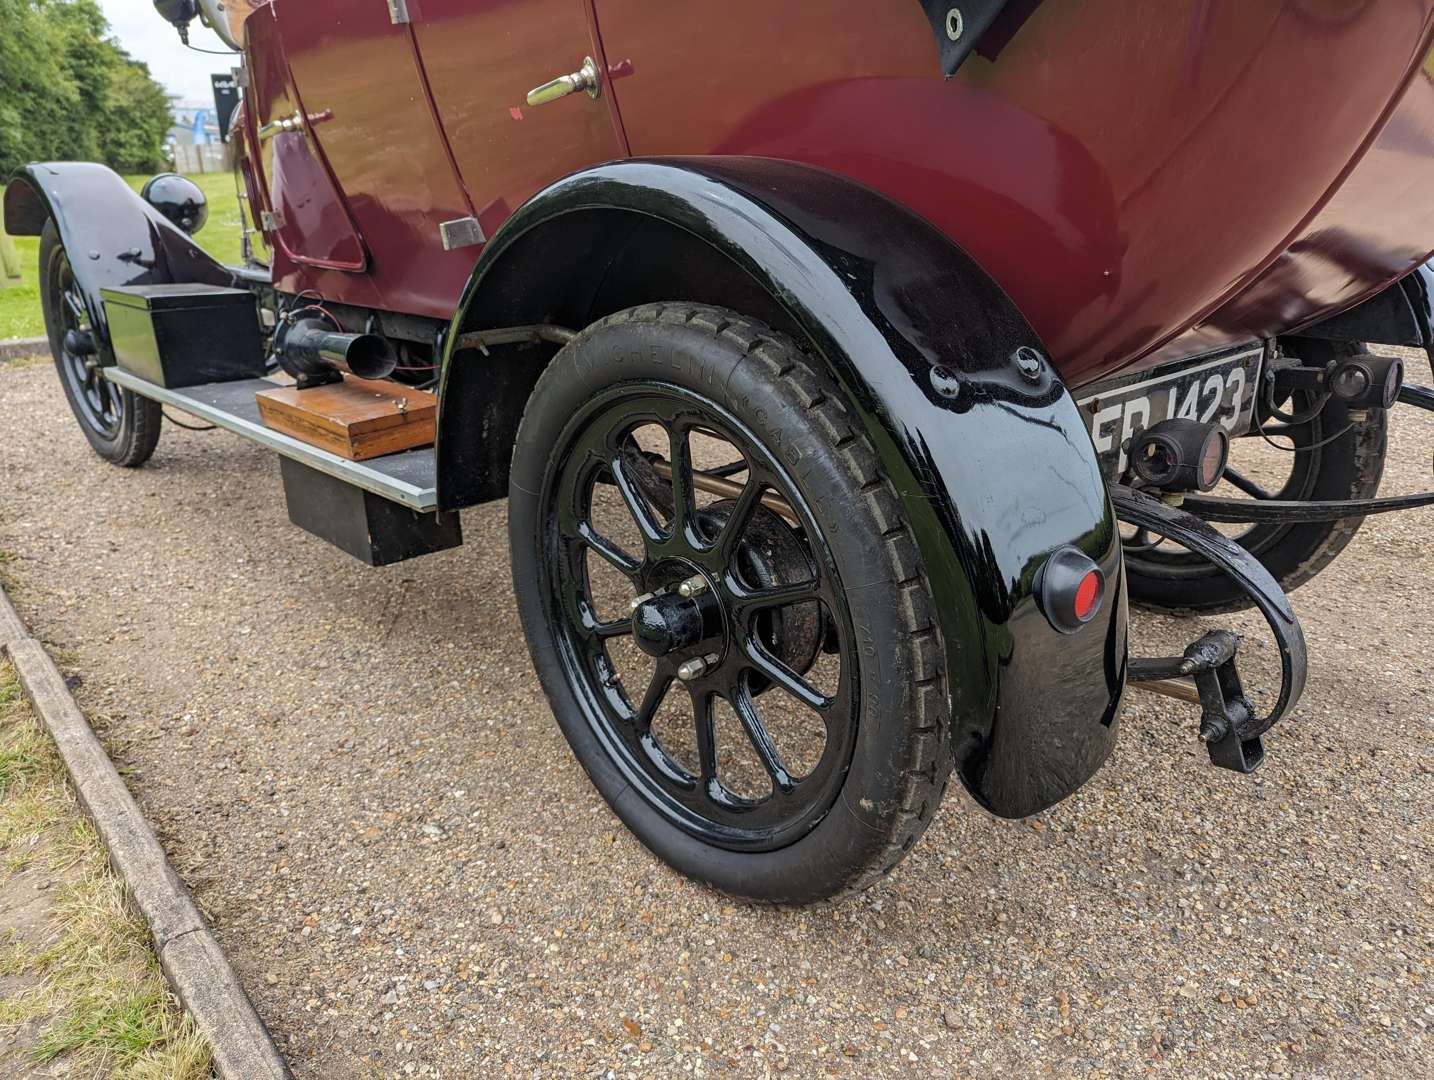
top-left (0, 170), bottom-right (244, 343)
top-left (0, 664), bottom-right (213, 1078)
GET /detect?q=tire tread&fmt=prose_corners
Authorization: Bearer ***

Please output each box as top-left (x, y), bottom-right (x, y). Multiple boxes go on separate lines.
top-left (558, 303), bottom-right (953, 898)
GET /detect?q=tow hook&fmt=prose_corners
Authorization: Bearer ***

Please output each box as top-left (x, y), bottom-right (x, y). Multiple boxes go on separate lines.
top-left (1128, 630), bottom-right (1266, 774)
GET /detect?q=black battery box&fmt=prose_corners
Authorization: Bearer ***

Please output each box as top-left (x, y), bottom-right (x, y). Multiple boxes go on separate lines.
top-left (101, 283), bottom-right (266, 388)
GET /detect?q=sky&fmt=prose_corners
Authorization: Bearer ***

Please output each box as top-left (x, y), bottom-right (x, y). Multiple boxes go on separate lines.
top-left (98, 0), bottom-right (238, 105)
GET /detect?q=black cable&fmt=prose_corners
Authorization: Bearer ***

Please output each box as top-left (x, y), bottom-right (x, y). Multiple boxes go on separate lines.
top-left (163, 408), bottom-right (217, 432)
top-left (1253, 404), bottom-right (1352, 454)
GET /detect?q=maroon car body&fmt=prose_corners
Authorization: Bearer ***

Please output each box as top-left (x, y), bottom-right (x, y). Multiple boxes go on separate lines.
top-left (237, 0), bottom-right (1434, 387)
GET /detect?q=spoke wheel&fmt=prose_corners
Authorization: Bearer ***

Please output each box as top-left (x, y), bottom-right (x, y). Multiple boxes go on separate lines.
top-left (53, 258), bottom-right (124, 439)
top-left (39, 222), bottom-right (162, 467)
top-left (509, 304), bottom-right (953, 902)
top-left (1124, 340), bottom-right (1387, 613)
top-left (549, 387), bottom-right (855, 851)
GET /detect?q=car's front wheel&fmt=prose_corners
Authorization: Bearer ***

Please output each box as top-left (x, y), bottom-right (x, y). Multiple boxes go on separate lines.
top-left (39, 222), bottom-right (161, 467)
top-left (508, 303), bottom-right (953, 903)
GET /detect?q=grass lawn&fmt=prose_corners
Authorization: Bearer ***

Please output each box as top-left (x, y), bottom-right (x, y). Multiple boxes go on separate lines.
top-left (0, 662), bottom-right (212, 1078)
top-left (0, 171), bottom-right (244, 342)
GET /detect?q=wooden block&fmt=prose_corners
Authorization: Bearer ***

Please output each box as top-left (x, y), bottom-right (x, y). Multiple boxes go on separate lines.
top-left (255, 376), bottom-right (436, 461)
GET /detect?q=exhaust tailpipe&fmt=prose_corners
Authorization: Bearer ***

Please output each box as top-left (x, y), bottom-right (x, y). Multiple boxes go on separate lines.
top-left (274, 317), bottom-right (398, 382)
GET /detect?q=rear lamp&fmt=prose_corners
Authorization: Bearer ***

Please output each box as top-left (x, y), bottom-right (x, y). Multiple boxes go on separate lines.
top-left (1329, 354), bottom-right (1403, 410)
top-left (1037, 547), bottom-right (1106, 635)
top-left (1130, 418), bottom-right (1228, 492)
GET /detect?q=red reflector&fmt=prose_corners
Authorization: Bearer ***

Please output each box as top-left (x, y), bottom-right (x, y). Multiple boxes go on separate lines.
top-left (1036, 547), bottom-right (1105, 634)
top-left (1073, 570), bottom-right (1102, 620)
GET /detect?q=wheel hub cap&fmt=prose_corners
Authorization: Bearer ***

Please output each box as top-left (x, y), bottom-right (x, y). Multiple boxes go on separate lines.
top-left (632, 587), bottom-right (720, 658)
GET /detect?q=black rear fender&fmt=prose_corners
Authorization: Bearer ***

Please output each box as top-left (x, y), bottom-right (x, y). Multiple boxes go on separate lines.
top-left (4, 163), bottom-right (234, 356)
top-left (438, 157), bottom-right (1126, 818)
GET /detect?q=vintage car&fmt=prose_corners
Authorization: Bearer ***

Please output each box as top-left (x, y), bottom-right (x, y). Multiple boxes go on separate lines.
top-left (6, 0), bottom-right (1434, 903)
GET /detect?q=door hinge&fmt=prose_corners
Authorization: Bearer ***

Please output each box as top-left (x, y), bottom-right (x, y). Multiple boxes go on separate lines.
top-left (259, 211), bottom-right (285, 232)
top-left (386, 0), bottom-right (410, 24)
top-left (439, 217), bottom-right (486, 251)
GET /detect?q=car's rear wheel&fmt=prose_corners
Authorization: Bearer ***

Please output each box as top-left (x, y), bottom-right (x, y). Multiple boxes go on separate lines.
top-left (1125, 340), bottom-right (1387, 613)
top-left (508, 303), bottom-right (953, 903)
top-left (39, 222), bottom-right (161, 467)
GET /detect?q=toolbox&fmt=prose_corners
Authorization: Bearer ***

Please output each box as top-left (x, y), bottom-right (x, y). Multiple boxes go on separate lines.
top-left (256, 377), bottom-right (437, 461)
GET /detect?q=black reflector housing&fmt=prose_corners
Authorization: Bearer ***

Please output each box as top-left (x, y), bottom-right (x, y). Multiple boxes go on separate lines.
top-left (1036, 547), bottom-right (1106, 635)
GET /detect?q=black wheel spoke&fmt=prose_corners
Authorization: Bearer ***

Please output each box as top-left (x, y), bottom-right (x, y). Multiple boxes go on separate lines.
top-left (611, 455), bottom-right (667, 546)
top-left (1223, 466), bottom-right (1276, 500)
top-left (730, 578), bottom-right (822, 617)
top-left (716, 477), bottom-right (765, 559)
top-left (693, 692), bottom-right (722, 799)
top-left (667, 426), bottom-right (697, 538)
top-left (632, 669), bottom-right (671, 736)
top-left (99, 376), bottom-right (121, 420)
top-left (742, 639), bottom-right (830, 712)
top-left (590, 616), bottom-right (632, 640)
top-left (577, 522), bottom-right (641, 576)
top-left (728, 682), bottom-right (796, 794)
top-left (49, 251), bottom-right (123, 440)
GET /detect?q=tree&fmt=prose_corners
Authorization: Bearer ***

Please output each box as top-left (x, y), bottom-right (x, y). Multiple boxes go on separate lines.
top-left (0, 0), bottom-right (174, 178)
top-left (100, 57), bottom-right (175, 173)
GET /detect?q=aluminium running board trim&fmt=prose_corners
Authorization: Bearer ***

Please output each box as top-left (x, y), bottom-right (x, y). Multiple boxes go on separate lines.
top-left (102, 368), bottom-right (438, 512)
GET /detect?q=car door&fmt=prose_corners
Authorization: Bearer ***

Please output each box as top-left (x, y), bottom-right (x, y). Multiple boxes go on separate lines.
top-left (266, 0), bottom-right (483, 316)
top-left (410, 0), bottom-right (627, 239)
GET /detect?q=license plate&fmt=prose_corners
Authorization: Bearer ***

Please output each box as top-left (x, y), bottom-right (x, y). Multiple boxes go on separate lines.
top-left (1077, 344), bottom-right (1263, 480)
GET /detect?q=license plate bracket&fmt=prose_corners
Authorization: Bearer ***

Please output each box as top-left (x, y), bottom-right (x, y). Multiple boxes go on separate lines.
top-left (1077, 344), bottom-right (1264, 481)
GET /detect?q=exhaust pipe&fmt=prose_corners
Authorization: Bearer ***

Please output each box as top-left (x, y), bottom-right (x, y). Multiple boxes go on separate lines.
top-left (273, 317), bottom-right (398, 382)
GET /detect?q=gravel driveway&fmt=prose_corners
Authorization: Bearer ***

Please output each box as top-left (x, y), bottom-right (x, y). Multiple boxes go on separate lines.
top-left (0, 349), bottom-right (1430, 1078)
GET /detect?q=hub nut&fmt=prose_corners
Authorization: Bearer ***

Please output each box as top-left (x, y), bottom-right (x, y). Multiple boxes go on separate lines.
top-left (676, 654), bottom-right (717, 682)
top-left (677, 575), bottom-right (708, 598)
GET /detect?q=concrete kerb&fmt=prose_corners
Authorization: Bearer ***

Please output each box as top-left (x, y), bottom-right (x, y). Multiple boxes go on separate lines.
top-left (0, 584), bottom-right (291, 1079)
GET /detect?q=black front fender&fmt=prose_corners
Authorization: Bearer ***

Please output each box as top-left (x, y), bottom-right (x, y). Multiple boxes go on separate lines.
top-left (440, 158), bottom-right (1126, 818)
top-left (4, 163), bottom-right (233, 354)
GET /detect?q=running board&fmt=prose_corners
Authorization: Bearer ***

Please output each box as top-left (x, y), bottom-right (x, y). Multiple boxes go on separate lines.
top-left (103, 368), bottom-right (438, 512)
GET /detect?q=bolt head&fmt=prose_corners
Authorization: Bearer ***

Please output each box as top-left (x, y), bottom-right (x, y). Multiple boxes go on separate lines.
top-left (930, 366), bottom-right (962, 399)
top-left (1013, 346), bottom-right (1045, 382)
top-left (676, 656), bottom-right (708, 682)
top-left (677, 575), bottom-right (708, 598)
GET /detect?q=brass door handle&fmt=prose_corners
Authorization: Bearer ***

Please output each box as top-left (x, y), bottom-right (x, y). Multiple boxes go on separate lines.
top-left (526, 56), bottom-right (600, 106)
top-left (257, 109), bottom-right (333, 141)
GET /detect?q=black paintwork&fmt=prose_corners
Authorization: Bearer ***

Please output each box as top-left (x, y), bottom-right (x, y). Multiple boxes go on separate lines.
top-left (102, 283), bottom-right (266, 388)
top-left (1130, 630), bottom-right (1266, 774)
top-left (440, 157), bottom-right (1126, 820)
top-left (919, 1), bottom-right (1020, 77)
top-left (1176, 487), bottom-right (1434, 522)
top-left (4, 163), bottom-right (234, 360)
top-left (1400, 383), bottom-right (1434, 411)
top-left (278, 457), bottom-right (460, 566)
top-left (140, 173), bottom-right (209, 235)
top-left (1112, 486), bottom-right (1306, 741)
